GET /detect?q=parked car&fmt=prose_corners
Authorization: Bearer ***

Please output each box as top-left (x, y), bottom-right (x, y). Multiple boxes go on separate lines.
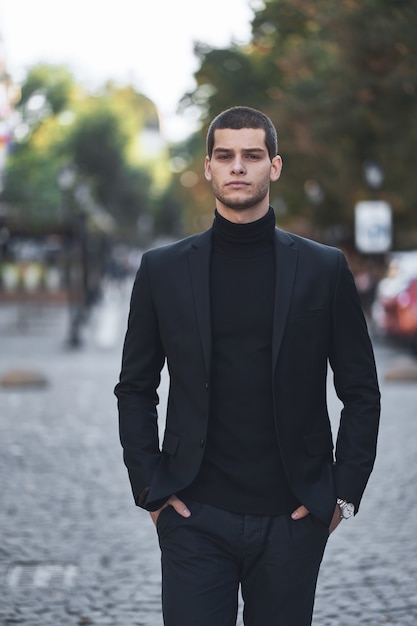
top-left (372, 251), bottom-right (417, 348)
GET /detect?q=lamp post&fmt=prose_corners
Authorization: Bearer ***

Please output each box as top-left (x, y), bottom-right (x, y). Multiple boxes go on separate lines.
top-left (58, 165), bottom-right (85, 348)
top-left (363, 160), bottom-right (384, 195)
top-left (304, 179), bottom-right (324, 239)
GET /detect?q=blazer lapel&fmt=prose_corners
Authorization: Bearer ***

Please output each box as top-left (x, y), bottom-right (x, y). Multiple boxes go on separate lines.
top-left (272, 228), bottom-right (298, 368)
top-left (188, 228), bottom-right (213, 376)
top-left (186, 225), bottom-right (296, 375)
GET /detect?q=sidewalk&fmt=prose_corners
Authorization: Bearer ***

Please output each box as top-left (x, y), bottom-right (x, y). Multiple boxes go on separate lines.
top-left (0, 287), bottom-right (416, 625)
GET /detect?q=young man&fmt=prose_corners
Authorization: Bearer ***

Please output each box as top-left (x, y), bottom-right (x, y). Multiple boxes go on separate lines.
top-left (115, 106), bottom-right (380, 625)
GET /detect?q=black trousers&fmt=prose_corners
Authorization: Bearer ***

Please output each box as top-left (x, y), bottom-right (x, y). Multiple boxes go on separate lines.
top-left (156, 499), bottom-right (329, 626)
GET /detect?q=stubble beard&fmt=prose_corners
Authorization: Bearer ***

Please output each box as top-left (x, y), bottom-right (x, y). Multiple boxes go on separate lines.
top-left (211, 181), bottom-right (269, 212)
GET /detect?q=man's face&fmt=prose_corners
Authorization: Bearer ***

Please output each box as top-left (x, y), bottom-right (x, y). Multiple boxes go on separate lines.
top-left (204, 128), bottom-right (282, 222)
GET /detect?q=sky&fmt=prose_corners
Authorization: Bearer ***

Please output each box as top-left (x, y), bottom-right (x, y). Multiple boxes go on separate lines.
top-left (0, 0), bottom-right (257, 141)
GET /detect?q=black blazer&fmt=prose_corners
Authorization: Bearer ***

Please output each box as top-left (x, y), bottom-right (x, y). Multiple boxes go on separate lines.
top-left (115, 225), bottom-right (380, 525)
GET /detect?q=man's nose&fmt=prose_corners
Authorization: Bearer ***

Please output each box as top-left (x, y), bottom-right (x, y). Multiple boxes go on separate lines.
top-left (231, 157), bottom-right (245, 174)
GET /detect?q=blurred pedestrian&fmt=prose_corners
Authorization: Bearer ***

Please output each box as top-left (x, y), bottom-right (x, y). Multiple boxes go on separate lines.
top-left (115, 106), bottom-right (380, 626)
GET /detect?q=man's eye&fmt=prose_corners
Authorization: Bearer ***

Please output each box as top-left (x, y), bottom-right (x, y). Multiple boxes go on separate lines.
top-left (247, 154), bottom-right (260, 160)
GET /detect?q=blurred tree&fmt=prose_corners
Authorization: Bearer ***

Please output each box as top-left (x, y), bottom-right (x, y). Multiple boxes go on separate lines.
top-left (162, 130), bottom-right (214, 235)
top-left (63, 102), bottom-right (152, 237)
top-left (19, 64), bottom-right (76, 123)
top-left (327, 0), bottom-right (417, 244)
top-left (180, 45), bottom-right (267, 118)
top-left (1, 65), bottom-right (164, 242)
top-left (1, 148), bottom-right (62, 227)
top-left (0, 65), bottom-right (77, 228)
top-left (179, 0), bottom-right (417, 246)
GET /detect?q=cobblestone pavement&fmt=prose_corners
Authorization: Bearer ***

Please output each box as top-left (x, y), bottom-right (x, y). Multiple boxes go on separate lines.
top-left (1, 283), bottom-right (416, 625)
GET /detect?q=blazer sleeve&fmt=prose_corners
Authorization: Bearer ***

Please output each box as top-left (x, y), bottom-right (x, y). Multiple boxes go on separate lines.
top-left (114, 252), bottom-right (165, 507)
top-left (329, 251), bottom-right (381, 512)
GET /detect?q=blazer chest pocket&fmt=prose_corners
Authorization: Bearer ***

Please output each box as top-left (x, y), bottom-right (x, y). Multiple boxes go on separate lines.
top-left (162, 430), bottom-right (180, 456)
top-left (304, 431), bottom-right (333, 457)
top-left (288, 306), bottom-right (328, 321)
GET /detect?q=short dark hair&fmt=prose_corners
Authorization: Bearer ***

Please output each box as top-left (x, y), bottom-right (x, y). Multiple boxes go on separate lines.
top-left (206, 106), bottom-right (278, 161)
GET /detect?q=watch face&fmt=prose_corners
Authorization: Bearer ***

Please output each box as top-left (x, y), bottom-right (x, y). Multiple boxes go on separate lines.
top-left (342, 502), bottom-right (354, 518)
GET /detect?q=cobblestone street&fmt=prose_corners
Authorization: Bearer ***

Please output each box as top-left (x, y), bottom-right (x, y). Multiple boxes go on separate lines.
top-left (1, 284), bottom-right (416, 625)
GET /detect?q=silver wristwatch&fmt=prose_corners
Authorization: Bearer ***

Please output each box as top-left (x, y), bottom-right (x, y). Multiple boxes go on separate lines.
top-left (337, 498), bottom-right (355, 519)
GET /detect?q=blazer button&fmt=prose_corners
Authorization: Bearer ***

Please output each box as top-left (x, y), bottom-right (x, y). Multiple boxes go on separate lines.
top-left (200, 439), bottom-right (205, 448)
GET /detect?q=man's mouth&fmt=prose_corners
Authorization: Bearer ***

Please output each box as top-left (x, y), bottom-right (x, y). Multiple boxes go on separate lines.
top-left (226, 182), bottom-right (250, 188)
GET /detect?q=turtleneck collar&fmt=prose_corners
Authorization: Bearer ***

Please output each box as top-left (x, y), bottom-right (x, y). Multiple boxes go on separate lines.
top-left (212, 206), bottom-right (276, 256)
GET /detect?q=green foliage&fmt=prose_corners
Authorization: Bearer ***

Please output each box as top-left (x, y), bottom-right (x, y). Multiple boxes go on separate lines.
top-left (5, 3), bottom-right (417, 247)
top-left (67, 106), bottom-right (127, 181)
top-left (1, 65), bottom-right (161, 241)
top-left (179, 0), bottom-right (417, 245)
top-left (180, 45), bottom-right (267, 118)
top-left (63, 99), bottom-right (155, 236)
top-left (2, 146), bottom-right (62, 227)
top-left (163, 132), bottom-right (212, 234)
top-left (20, 64), bottom-right (75, 115)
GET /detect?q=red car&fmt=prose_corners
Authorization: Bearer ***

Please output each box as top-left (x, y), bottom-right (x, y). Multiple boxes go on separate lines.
top-left (372, 251), bottom-right (417, 347)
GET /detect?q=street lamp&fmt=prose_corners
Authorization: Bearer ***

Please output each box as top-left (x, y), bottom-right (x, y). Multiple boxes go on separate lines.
top-left (57, 165), bottom-right (77, 194)
top-left (304, 179), bottom-right (325, 238)
top-left (363, 160), bottom-right (384, 193)
top-left (304, 179), bottom-right (325, 206)
top-left (57, 165), bottom-right (84, 348)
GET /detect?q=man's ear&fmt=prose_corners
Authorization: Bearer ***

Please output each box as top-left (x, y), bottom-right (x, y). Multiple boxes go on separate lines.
top-left (204, 156), bottom-right (212, 181)
top-left (270, 155), bottom-right (283, 182)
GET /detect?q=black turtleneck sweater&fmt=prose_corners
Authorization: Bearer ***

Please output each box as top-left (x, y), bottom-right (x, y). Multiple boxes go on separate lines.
top-left (181, 207), bottom-right (299, 515)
